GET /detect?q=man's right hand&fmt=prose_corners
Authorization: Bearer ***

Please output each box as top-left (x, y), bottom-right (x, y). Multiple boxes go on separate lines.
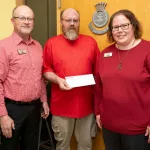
top-left (0, 115), bottom-right (15, 138)
top-left (57, 77), bottom-right (72, 90)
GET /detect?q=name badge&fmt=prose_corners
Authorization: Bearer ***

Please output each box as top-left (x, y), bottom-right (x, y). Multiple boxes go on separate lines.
top-left (104, 52), bottom-right (112, 57)
top-left (17, 49), bottom-right (27, 55)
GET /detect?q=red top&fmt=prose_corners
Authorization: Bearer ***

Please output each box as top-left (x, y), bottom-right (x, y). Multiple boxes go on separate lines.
top-left (43, 34), bottom-right (100, 118)
top-left (0, 32), bottom-right (47, 117)
top-left (94, 39), bottom-right (150, 135)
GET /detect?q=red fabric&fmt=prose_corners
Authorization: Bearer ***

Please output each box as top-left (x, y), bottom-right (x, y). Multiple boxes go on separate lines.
top-left (0, 32), bottom-right (47, 117)
top-left (94, 39), bottom-right (150, 135)
top-left (43, 34), bottom-right (100, 118)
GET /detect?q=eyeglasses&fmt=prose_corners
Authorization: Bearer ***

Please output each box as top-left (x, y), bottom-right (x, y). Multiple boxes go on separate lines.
top-left (13, 16), bottom-right (35, 22)
top-left (62, 19), bottom-right (80, 24)
top-left (112, 23), bottom-right (131, 32)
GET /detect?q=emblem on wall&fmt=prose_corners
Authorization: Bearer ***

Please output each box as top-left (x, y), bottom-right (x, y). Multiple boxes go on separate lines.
top-left (88, 2), bottom-right (109, 35)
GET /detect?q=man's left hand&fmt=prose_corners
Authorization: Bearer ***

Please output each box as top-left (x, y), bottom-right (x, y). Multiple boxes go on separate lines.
top-left (145, 126), bottom-right (150, 143)
top-left (41, 101), bottom-right (49, 119)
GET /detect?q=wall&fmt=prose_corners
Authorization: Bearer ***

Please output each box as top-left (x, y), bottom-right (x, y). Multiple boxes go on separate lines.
top-left (0, 0), bottom-right (16, 39)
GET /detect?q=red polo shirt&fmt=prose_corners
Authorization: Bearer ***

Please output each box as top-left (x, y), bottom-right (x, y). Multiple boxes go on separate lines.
top-left (43, 34), bottom-right (100, 118)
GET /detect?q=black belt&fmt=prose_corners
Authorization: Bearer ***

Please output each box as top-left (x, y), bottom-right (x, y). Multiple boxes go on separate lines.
top-left (5, 98), bottom-right (39, 105)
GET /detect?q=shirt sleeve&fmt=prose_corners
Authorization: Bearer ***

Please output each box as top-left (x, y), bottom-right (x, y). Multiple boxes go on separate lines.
top-left (145, 51), bottom-right (150, 73)
top-left (94, 72), bottom-right (102, 115)
top-left (92, 38), bottom-right (101, 75)
top-left (0, 45), bottom-right (9, 116)
top-left (43, 40), bottom-right (54, 73)
top-left (40, 78), bottom-right (48, 102)
top-left (94, 50), bottom-right (103, 115)
top-left (144, 50), bottom-right (150, 126)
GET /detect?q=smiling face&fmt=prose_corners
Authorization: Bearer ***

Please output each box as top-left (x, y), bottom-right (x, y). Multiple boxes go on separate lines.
top-left (111, 14), bottom-right (135, 46)
top-left (11, 5), bottom-right (34, 38)
top-left (61, 8), bottom-right (80, 40)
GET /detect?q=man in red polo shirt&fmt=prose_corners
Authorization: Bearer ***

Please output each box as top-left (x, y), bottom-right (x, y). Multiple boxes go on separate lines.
top-left (0, 5), bottom-right (49, 150)
top-left (43, 8), bottom-right (100, 150)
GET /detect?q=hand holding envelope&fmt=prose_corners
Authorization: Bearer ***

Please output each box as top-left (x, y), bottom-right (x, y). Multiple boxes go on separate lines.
top-left (65, 74), bottom-right (95, 88)
top-left (57, 77), bottom-right (72, 90)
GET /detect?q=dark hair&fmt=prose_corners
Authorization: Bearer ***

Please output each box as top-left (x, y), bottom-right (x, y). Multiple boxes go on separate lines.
top-left (107, 9), bottom-right (142, 43)
top-left (60, 8), bottom-right (80, 20)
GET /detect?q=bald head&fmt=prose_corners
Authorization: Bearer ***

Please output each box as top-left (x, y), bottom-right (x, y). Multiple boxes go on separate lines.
top-left (12, 5), bottom-right (34, 18)
top-left (11, 5), bottom-right (34, 40)
top-left (60, 8), bottom-right (80, 41)
top-left (60, 8), bottom-right (80, 20)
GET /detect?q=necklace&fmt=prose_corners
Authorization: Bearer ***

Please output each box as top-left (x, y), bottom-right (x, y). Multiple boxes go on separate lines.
top-left (117, 40), bottom-right (135, 70)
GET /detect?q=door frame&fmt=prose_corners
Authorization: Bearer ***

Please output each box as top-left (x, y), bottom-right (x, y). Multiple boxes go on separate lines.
top-left (16, 0), bottom-right (24, 6)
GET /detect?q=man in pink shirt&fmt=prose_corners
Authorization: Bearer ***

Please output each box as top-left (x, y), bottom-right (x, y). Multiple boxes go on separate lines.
top-left (43, 8), bottom-right (100, 150)
top-left (0, 5), bottom-right (49, 150)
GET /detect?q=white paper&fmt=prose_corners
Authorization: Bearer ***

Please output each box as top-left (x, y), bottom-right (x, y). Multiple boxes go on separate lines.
top-left (65, 74), bottom-right (95, 88)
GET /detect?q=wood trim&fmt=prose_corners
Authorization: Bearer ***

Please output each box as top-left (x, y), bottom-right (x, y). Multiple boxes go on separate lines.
top-left (56, 0), bottom-right (61, 35)
top-left (16, 0), bottom-right (25, 6)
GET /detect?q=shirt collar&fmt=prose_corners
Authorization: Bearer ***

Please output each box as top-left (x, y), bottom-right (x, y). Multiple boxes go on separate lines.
top-left (11, 31), bottom-right (35, 45)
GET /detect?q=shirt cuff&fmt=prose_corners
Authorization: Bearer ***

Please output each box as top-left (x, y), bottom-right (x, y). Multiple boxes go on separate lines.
top-left (0, 105), bottom-right (8, 117)
top-left (94, 110), bottom-right (100, 116)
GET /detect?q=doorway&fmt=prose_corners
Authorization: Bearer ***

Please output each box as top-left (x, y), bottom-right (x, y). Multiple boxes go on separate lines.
top-left (25, 0), bottom-right (57, 47)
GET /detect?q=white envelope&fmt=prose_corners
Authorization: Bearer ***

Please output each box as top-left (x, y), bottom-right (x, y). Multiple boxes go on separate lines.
top-left (65, 74), bottom-right (95, 88)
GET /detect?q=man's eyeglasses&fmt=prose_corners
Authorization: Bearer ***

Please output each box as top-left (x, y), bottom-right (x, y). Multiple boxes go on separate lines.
top-left (62, 19), bottom-right (80, 24)
top-left (13, 16), bottom-right (35, 22)
top-left (112, 23), bottom-right (131, 32)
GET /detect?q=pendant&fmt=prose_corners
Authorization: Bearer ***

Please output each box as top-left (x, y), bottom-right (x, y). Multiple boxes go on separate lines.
top-left (118, 62), bottom-right (122, 70)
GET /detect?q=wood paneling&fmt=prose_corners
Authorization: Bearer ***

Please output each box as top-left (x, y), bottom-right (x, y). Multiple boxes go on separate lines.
top-left (16, 0), bottom-right (24, 6)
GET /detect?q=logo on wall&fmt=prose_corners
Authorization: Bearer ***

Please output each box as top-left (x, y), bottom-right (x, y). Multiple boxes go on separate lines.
top-left (88, 2), bottom-right (109, 35)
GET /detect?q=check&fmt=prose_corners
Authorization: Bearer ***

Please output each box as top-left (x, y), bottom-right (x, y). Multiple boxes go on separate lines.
top-left (65, 74), bottom-right (95, 88)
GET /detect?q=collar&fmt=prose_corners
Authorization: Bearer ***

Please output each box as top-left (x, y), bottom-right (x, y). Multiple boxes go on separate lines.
top-left (11, 31), bottom-right (35, 45)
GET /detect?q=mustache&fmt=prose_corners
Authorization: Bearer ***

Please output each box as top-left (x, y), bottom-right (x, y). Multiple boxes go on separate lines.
top-left (69, 27), bottom-right (75, 30)
top-left (21, 26), bottom-right (31, 28)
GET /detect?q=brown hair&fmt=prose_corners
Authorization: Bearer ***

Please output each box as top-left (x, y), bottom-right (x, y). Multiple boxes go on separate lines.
top-left (107, 9), bottom-right (142, 43)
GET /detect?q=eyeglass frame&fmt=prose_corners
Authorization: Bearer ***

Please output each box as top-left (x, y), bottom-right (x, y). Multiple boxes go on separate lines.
top-left (112, 23), bottom-right (132, 32)
top-left (13, 16), bottom-right (35, 22)
top-left (61, 19), bottom-right (80, 24)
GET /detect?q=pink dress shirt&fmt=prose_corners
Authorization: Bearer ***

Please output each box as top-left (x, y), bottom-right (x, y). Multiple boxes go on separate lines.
top-left (0, 32), bottom-right (47, 117)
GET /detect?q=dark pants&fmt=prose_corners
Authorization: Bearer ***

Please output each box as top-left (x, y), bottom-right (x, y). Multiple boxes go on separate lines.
top-left (0, 99), bottom-right (41, 150)
top-left (102, 127), bottom-right (150, 150)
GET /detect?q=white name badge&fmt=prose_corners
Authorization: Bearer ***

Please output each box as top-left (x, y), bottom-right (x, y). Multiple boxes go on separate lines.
top-left (104, 52), bottom-right (112, 57)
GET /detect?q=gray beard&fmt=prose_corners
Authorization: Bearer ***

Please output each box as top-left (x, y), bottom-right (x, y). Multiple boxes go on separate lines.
top-left (65, 29), bottom-right (78, 41)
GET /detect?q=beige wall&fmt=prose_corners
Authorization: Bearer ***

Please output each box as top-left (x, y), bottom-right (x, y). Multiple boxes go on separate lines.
top-left (0, 0), bottom-right (16, 39)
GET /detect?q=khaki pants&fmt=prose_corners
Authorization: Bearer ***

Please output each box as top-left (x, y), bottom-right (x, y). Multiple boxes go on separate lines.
top-left (51, 114), bottom-right (97, 150)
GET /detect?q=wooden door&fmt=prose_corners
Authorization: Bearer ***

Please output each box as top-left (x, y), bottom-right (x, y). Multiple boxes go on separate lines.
top-left (56, 0), bottom-right (150, 149)
top-left (57, 0), bottom-right (150, 51)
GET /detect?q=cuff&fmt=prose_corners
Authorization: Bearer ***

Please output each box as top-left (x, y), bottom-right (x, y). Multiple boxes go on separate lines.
top-left (0, 105), bottom-right (8, 117)
top-left (94, 111), bottom-right (100, 116)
